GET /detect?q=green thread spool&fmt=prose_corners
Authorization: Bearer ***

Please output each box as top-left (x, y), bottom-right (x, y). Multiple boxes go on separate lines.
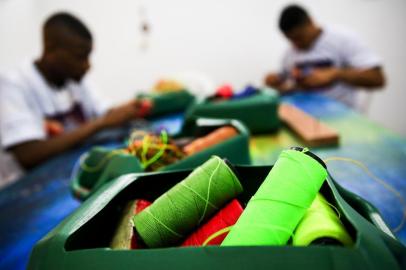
top-left (293, 193), bottom-right (353, 246)
top-left (222, 148), bottom-right (327, 246)
top-left (133, 156), bottom-right (243, 248)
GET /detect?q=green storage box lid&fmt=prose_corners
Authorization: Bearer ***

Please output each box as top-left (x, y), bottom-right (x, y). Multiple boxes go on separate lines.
top-left (138, 90), bottom-right (195, 118)
top-left (29, 165), bottom-right (406, 270)
top-left (71, 118), bottom-right (251, 201)
top-left (185, 88), bottom-right (280, 134)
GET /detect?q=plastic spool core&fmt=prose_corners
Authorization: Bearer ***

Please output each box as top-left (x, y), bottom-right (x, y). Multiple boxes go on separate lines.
top-left (290, 147), bottom-right (326, 169)
top-left (311, 237), bottom-right (343, 246)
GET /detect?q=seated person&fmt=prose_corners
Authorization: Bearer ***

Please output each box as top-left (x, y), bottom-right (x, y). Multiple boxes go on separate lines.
top-left (264, 5), bottom-right (385, 109)
top-left (0, 12), bottom-right (150, 172)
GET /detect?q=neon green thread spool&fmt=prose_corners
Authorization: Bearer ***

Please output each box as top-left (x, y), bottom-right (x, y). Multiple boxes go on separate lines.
top-left (222, 147), bottom-right (327, 246)
top-left (133, 156), bottom-right (243, 248)
top-left (293, 193), bottom-right (353, 246)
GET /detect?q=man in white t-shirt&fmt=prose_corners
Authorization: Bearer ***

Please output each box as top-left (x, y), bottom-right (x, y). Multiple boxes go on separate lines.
top-left (0, 12), bottom-right (151, 175)
top-left (264, 5), bottom-right (385, 108)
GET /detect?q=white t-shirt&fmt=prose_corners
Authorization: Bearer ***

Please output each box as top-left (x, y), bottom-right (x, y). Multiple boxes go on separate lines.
top-left (282, 27), bottom-right (382, 108)
top-left (0, 150), bottom-right (23, 189)
top-left (0, 61), bottom-right (111, 149)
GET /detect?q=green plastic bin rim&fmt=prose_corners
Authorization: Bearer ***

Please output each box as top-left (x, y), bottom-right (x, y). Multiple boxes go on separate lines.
top-left (30, 165), bottom-right (406, 270)
top-left (199, 88), bottom-right (279, 105)
top-left (66, 166), bottom-right (395, 245)
top-left (71, 118), bottom-right (250, 200)
top-left (137, 89), bottom-right (192, 97)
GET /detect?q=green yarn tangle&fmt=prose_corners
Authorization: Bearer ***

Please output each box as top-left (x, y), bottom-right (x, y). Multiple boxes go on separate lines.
top-left (293, 193), bottom-right (353, 246)
top-left (222, 149), bottom-right (327, 246)
top-left (133, 156), bottom-right (243, 248)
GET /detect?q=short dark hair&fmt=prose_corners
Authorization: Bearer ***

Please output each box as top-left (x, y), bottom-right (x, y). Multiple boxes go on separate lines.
top-left (279, 5), bottom-right (310, 33)
top-left (44, 12), bottom-right (92, 41)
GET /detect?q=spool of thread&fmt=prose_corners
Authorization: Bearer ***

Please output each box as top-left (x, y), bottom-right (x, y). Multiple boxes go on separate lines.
top-left (110, 199), bottom-right (151, 250)
top-left (133, 156), bottom-right (243, 248)
top-left (292, 193), bottom-right (353, 246)
top-left (183, 126), bottom-right (238, 156)
top-left (181, 199), bottom-right (243, 247)
top-left (222, 148), bottom-right (327, 246)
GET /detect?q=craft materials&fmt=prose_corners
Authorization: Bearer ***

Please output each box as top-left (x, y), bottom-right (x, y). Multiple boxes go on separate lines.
top-left (153, 79), bottom-right (185, 93)
top-left (222, 148), bottom-right (327, 246)
top-left (126, 130), bottom-right (185, 171)
top-left (210, 85), bottom-right (259, 101)
top-left (215, 84), bottom-right (234, 99)
top-left (135, 99), bottom-right (153, 118)
top-left (232, 85), bottom-right (258, 99)
top-left (110, 199), bottom-right (151, 249)
top-left (181, 199), bottom-right (243, 247)
top-left (133, 156), bottom-right (243, 248)
top-left (278, 103), bottom-right (339, 146)
top-left (293, 193), bottom-right (353, 246)
top-left (183, 126), bottom-right (238, 156)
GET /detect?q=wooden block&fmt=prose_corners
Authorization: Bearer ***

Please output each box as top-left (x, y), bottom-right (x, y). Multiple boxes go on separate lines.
top-left (278, 103), bottom-right (339, 147)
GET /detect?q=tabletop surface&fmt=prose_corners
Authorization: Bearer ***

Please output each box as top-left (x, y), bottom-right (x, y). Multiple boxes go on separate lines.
top-left (0, 92), bottom-right (405, 270)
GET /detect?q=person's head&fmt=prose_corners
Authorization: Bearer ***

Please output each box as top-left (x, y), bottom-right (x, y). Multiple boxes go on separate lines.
top-left (39, 12), bottom-right (93, 84)
top-left (279, 5), bottom-right (320, 50)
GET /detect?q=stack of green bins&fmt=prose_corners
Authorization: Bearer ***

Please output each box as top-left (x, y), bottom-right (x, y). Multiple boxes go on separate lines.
top-left (71, 118), bottom-right (251, 201)
top-left (184, 88), bottom-right (280, 134)
top-left (30, 163), bottom-right (405, 270)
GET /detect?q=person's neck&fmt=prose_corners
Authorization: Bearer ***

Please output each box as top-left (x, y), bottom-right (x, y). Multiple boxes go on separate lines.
top-left (309, 26), bottom-right (323, 48)
top-left (34, 58), bottom-right (66, 88)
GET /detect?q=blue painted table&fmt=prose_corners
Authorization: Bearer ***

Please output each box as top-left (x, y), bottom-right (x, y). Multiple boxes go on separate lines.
top-left (0, 93), bottom-right (405, 270)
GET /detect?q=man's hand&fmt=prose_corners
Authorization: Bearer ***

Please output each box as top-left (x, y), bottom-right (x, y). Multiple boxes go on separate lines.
top-left (99, 99), bottom-right (152, 129)
top-left (264, 72), bottom-right (295, 94)
top-left (9, 99), bottom-right (153, 169)
top-left (296, 68), bottom-right (339, 89)
top-left (264, 73), bottom-right (283, 88)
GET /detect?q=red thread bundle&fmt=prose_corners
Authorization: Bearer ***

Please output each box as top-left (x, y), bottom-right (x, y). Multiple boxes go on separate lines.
top-left (181, 199), bottom-right (243, 246)
top-left (131, 199), bottom-right (151, 249)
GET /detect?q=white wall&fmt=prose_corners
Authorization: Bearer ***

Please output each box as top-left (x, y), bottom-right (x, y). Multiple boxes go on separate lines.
top-left (1, 0), bottom-right (405, 135)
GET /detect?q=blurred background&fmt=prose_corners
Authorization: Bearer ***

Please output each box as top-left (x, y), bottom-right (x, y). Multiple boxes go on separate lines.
top-left (0, 0), bottom-right (405, 134)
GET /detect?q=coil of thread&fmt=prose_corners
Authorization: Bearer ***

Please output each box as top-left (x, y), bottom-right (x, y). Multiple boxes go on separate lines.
top-left (222, 148), bottom-right (327, 246)
top-left (181, 199), bottom-right (243, 246)
top-left (292, 193), bottom-right (353, 246)
top-left (133, 156), bottom-right (243, 248)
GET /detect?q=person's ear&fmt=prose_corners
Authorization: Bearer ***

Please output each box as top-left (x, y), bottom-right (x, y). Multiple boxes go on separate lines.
top-left (43, 50), bottom-right (58, 65)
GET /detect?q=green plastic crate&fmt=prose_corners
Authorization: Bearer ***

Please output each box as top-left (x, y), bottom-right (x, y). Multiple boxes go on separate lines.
top-left (138, 90), bottom-right (195, 118)
top-left (29, 164), bottom-right (406, 270)
top-left (71, 118), bottom-right (251, 200)
top-left (184, 89), bottom-right (280, 134)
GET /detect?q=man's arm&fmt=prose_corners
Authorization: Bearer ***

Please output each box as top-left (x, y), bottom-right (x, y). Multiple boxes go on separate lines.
top-left (264, 72), bottom-right (295, 93)
top-left (296, 66), bottom-right (385, 90)
top-left (9, 119), bottom-right (103, 168)
top-left (8, 99), bottom-right (151, 169)
top-left (336, 66), bottom-right (385, 88)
